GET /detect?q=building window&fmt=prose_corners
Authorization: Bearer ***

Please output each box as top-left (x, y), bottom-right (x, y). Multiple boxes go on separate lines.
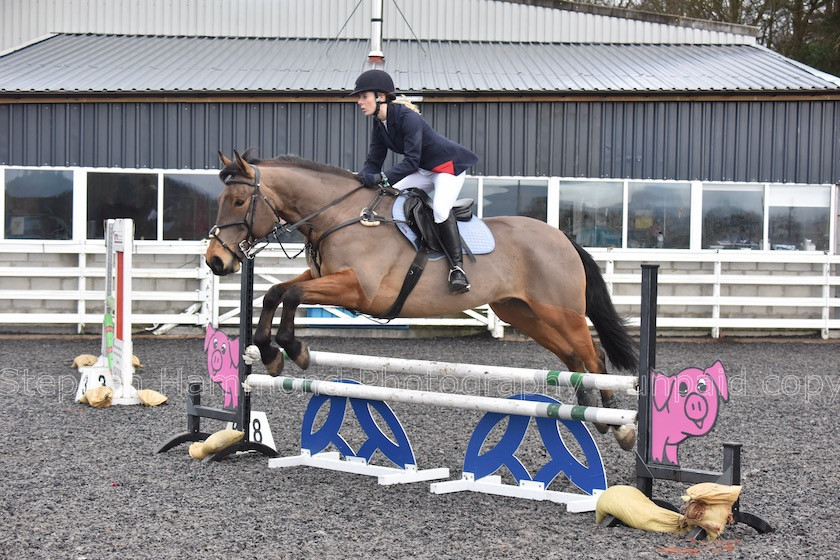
top-left (628, 182), bottom-right (691, 249)
top-left (768, 184), bottom-right (831, 251)
top-left (163, 173), bottom-right (223, 241)
top-left (87, 172), bottom-right (158, 239)
top-left (482, 179), bottom-right (547, 221)
top-left (558, 181), bottom-right (623, 248)
top-left (702, 184), bottom-right (764, 250)
top-left (4, 169), bottom-right (73, 240)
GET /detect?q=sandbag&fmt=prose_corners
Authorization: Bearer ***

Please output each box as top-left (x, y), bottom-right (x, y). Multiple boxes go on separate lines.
top-left (681, 483), bottom-right (742, 540)
top-left (138, 389), bottom-right (167, 406)
top-left (596, 485), bottom-right (687, 535)
top-left (71, 354), bottom-right (98, 368)
top-left (81, 386), bottom-right (114, 408)
top-left (188, 429), bottom-right (244, 460)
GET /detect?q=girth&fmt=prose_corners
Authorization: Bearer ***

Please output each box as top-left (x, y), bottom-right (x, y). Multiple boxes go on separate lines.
top-left (377, 250), bottom-right (430, 320)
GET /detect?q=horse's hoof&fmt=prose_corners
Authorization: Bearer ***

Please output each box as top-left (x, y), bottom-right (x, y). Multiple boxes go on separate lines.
top-left (293, 344), bottom-right (310, 370)
top-left (264, 350), bottom-right (285, 376)
top-left (613, 423), bottom-right (637, 451)
top-left (593, 422), bottom-right (609, 434)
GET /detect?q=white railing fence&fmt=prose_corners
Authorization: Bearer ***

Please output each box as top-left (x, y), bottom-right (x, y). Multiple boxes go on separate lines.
top-left (1, 241), bottom-right (838, 338)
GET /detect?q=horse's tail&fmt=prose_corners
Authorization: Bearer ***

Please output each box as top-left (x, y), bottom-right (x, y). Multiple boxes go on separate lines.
top-left (564, 233), bottom-right (639, 373)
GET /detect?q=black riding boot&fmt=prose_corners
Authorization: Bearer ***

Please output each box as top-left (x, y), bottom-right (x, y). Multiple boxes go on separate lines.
top-left (435, 213), bottom-right (470, 294)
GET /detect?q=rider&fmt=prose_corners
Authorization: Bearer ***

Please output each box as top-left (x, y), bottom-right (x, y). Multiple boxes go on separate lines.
top-left (352, 69), bottom-right (478, 295)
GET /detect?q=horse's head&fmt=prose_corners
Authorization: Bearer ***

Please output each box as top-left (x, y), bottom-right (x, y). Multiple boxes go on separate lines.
top-left (205, 151), bottom-right (280, 275)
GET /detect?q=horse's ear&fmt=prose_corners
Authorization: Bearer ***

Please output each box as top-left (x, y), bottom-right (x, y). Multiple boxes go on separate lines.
top-left (218, 151), bottom-right (233, 168)
top-left (233, 150), bottom-right (255, 179)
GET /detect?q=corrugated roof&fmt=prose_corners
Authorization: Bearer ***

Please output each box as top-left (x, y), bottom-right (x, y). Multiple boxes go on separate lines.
top-left (0, 0), bottom-right (762, 52)
top-left (1, 33), bottom-right (838, 95)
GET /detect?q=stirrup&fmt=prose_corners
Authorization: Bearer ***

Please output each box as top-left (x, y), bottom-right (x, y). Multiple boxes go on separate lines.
top-left (448, 266), bottom-right (470, 294)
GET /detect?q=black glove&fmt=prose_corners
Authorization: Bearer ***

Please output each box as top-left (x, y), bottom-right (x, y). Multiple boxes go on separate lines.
top-left (359, 172), bottom-right (383, 188)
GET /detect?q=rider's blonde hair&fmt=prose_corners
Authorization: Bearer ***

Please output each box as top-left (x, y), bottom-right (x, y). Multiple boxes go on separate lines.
top-left (391, 95), bottom-right (421, 114)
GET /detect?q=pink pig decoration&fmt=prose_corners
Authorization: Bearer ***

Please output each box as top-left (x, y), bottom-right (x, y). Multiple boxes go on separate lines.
top-left (204, 326), bottom-right (240, 409)
top-left (650, 361), bottom-right (729, 465)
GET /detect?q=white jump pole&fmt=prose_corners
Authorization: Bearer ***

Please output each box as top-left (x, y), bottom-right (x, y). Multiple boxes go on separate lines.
top-left (246, 374), bottom-right (637, 426)
top-left (303, 350), bottom-right (638, 394)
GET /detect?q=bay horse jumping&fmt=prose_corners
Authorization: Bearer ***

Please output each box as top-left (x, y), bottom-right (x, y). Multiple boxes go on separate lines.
top-left (206, 151), bottom-right (639, 450)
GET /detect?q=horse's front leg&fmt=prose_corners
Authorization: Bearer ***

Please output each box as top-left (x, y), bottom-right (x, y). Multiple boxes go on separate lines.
top-left (274, 269), bottom-right (368, 371)
top-left (254, 270), bottom-right (313, 375)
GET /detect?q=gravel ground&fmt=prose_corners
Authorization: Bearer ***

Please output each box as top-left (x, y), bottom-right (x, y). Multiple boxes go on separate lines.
top-left (0, 333), bottom-right (836, 559)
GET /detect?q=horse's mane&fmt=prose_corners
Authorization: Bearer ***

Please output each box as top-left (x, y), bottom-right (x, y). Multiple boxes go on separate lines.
top-left (220, 150), bottom-right (358, 182)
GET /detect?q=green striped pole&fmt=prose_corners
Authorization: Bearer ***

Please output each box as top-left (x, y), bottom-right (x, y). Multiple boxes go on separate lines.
top-left (246, 373), bottom-right (637, 426)
top-left (298, 350), bottom-right (637, 394)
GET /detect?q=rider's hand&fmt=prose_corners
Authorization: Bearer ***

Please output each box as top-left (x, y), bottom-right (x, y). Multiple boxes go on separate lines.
top-left (359, 172), bottom-right (383, 188)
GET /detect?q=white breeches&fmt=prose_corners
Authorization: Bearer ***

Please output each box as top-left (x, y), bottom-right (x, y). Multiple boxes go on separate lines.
top-left (392, 169), bottom-right (466, 223)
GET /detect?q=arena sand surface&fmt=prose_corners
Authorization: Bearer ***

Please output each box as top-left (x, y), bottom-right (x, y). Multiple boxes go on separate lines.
top-left (0, 334), bottom-right (836, 559)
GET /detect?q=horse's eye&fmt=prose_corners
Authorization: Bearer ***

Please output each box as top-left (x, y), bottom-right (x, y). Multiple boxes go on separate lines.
top-left (234, 199), bottom-right (246, 208)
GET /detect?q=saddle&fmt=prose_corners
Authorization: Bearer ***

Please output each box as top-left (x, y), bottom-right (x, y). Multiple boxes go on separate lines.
top-left (378, 189), bottom-right (477, 320)
top-left (401, 188), bottom-right (474, 254)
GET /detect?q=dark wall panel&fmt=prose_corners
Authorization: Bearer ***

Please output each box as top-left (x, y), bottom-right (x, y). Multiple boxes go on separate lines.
top-left (0, 99), bottom-right (838, 183)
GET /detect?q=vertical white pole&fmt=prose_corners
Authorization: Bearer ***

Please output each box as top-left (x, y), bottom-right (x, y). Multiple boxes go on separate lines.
top-left (689, 180), bottom-right (703, 251)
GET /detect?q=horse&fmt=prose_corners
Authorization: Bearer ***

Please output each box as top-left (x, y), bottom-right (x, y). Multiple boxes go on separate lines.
top-left (206, 151), bottom-right (639, 450)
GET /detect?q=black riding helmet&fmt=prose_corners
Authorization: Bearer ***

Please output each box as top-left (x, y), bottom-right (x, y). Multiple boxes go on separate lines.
top-left (351, 69), bottom-right (396, 101)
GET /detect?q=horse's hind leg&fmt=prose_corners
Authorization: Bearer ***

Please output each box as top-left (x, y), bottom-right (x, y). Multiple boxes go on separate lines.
top-left (589, 342), bottom-right (620, 410)
top-left (527, 300), bottom-right (636, 451)
top-left (491, 299), bottom-right (636, 451)
top-left (490, 299), bottom-right (588, 375)
top-left (491, 300), bottom-right (600, 407)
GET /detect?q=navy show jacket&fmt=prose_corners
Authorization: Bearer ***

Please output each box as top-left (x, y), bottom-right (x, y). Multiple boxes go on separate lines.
top-left (359, 103), bottom-right (478, 184)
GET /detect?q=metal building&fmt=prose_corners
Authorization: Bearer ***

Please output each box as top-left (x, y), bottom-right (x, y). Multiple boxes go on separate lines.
top-left (1, 34), bottom-right (839, 183)
top-left (1, 0), bottom-right (839, 337)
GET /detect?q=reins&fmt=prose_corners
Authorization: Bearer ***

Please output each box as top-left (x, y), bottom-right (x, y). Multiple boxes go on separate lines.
top-left (209, 163), bottom-right (397, 270)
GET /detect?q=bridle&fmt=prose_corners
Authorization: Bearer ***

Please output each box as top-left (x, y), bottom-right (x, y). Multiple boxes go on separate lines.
top-left (208, 165), bottom-right (284, 261)
top-left (208, 163), bottom-right (383, 264)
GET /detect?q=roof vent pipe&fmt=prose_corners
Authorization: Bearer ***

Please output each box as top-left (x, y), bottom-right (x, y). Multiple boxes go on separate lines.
top-left (368, 0), bottom-right (384, 65)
